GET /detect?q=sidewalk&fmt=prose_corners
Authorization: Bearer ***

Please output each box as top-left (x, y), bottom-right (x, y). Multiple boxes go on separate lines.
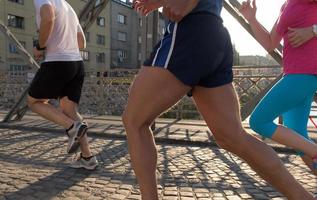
top-left (0, 112), bottom-right (316, 200)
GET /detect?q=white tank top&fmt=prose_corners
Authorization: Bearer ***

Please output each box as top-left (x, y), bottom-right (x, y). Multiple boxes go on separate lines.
top-left (34, 0), bottom-right (83, 62)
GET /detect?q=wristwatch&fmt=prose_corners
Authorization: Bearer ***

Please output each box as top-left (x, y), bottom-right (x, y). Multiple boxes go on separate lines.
top-left (35, 43), bottom-right (46, 51)
top-left (313, 24), bottom-right (317, 36)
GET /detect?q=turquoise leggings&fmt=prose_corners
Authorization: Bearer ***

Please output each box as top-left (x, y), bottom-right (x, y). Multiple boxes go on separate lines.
top-left (249, 74), bottom-right (317, 146)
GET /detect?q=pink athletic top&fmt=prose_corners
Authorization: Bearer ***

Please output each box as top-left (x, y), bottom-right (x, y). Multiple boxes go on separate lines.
top-left (276, 0), bottom-right (317, 75)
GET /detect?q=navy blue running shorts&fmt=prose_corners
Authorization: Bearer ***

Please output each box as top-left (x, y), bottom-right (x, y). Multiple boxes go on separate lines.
top-left (144, 12), bottom-right (233, 88)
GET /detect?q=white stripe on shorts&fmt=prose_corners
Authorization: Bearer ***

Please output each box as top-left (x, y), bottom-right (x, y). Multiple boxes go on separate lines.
top-left (151, 39), bottom-right (163, 66)
top-left (164, 23), bottom-right (178, 69)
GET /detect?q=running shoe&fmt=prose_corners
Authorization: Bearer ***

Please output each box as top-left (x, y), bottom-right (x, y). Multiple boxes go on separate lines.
top-left (66, 121), bottom-right (88, 154)
top-left (70, 153), bottom-right (98, 170)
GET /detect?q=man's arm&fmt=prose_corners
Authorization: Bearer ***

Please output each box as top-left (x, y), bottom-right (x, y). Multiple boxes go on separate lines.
top-left (77, 25), bottom-right (86, 49)
top-left (38, 4), bottom-right (55, 48)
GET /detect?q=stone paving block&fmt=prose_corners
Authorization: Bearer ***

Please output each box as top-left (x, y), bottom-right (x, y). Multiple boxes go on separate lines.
top-left (180, 197), bottom-right (194, 200)
top-left (196, 193), bottom-right (210, 198)
top-left (163, 196), bottom-right (179, 200)
top-left (252, 193), bottom-right (269, 199)
top-left (74, 191), bottom-right (91, 199)
top-left (120, 184), bottom-right (133, 190)
top-left (238, 193), bottom-right (252, 199)
top-left (212, 197), bottom-right (226, 200)
top-left (266, 192), bottom-right (283, 198)
top-left (227, 195), bottom-right (242, 200)
top-left (127, 194), bottom-right (141, 199)
top-left (109, 193), bottom-right (127, 199)
top-left (180, 191), bottom-right (194, 197)
top-left (86, 197), bottom-right (103, 200)
top-left (165, 187), bottom-right (178, 191)
top-left (62, 197), bottom-right (81, 200)
top-left (164, 190), bottom-right (178, 196)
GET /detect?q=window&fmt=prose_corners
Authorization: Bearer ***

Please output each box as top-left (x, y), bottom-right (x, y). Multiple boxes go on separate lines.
top-left (80, 51), bottom-right (90, 61)
top-left (9, 41), bottom-right (25, 53)
top-left (138, 52), bottom-right (141, 61)
top-left (96, 53), bottom-right (105, 63)
top-left (118, 32), bottom-right (127, 42)
top-left (139, 18), bottom-right (142, 27)
top-left (117, 14), bottom-right (126, 24)
top-left (118, 50), bottom-right (127, 62)
top-left (9, 43), bottom-right (18, 54)
top-left (97, 17), bottom-right (105, 27)
top-left (8, 0), bottom-right (23, 4)
top-left (85, 32), bottom-right (90, 42)
top-left (33, 38), bottom-right (39, 47)
top-left (138, 36), bottom-right (142, 44)
top-left (96, 34), bottom-right (105, 45)
top-left (9, 64), bottom-right (26, 77)
top-left (7, 14), bottom-right (24, 29)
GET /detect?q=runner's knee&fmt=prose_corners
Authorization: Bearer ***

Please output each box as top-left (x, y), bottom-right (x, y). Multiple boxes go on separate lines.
top-left (27, 96), bottom-right (46, 108)
top-left (213, 126), bottom-right (246, 151)
top-left (122, 109), bottom-right (153, 132)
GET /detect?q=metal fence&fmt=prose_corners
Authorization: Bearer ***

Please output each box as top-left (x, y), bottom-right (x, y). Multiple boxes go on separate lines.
top-left (0, 66), bottom-right (282, 120)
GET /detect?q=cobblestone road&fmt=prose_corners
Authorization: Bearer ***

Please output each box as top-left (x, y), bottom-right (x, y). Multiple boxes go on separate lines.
top-left (0, 127), bottom-right (316, 200)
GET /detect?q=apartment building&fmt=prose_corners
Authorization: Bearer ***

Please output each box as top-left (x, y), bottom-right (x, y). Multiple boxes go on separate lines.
top-left (0, 0), bottom-right (166, 75)
top-left (0, 0), bottom-right (36, 77)
top-left (109, 0), bottom-right (165, 69)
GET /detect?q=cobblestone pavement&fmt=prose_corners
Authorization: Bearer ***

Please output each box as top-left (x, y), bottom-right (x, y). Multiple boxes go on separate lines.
top-left (0, 127), bottom-right (316, 200)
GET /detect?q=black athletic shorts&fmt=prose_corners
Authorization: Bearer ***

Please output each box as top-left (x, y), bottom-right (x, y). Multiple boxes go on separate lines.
top-left (144, 12), bottom-right (233, 88)
top-left (28, 61), bottom-right (85, 104)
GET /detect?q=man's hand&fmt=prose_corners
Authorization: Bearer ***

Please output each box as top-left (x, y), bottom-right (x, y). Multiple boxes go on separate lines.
top-left (162, 0), bottom-right (199, 22)
top-left (288, 26), bottom-right (315, 48)
top-left (133, 0), bottom-right (163, 16)
top-left (33, 47), bottom-right (44, 62)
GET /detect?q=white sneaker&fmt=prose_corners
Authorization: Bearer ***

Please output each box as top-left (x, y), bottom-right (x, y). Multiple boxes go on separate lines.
top-left (70, 153), bottom-right (98, 170)
top-left (66, 121), bottom-right (88, 154)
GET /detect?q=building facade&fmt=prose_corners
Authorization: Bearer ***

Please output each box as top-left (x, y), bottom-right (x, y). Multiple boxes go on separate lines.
top-left (0, 0), bottom-right (36, 77)
top-left (0, 0), bottom-right (111, 74)
top-left (109, 0), bottom-right (140, 69)
top-left (109, 1), bottom-right (165, 69)
top-left (0, 0), bottom-right (166, 75)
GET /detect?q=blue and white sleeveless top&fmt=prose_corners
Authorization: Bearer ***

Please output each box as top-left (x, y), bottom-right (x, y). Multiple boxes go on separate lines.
top-left (191, 0), bottom-right (223, 16)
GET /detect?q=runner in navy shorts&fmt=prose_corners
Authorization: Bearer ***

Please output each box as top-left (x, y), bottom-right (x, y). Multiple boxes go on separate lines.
top-left (144, 12), bottom-right (233, 88)
top-left (123, 0), bottom-right (315, 199)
